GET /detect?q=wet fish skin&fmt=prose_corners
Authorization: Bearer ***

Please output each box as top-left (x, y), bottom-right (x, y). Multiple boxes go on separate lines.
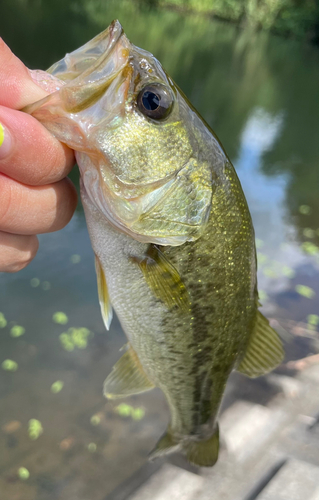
top-left (24, 20), bottom-right (284, 467)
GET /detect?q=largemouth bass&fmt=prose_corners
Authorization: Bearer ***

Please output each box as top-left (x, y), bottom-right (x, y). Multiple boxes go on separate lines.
top-left (24, 20), bottom-right (284, 467)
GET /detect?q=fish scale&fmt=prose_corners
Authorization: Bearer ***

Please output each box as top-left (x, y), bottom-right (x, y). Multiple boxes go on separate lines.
top-left (24, 20), bottom-right (284, 467)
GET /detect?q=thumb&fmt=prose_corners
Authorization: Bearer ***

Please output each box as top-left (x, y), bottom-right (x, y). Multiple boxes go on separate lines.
top-left (0, 38), bottom-right (48, 109)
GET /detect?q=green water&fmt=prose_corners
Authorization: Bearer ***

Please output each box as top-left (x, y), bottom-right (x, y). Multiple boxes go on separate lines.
top-left (0, 2), bottom-right (319, 499)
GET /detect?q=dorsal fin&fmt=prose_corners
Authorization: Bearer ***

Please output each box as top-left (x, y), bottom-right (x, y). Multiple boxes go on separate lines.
top-left (237, 311), bottom-right (284, 378)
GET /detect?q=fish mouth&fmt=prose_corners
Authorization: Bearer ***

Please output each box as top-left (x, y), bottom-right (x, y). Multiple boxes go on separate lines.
top-left (24, 21), bottom-right (212, 246)
top-left (23, 20), bottom-right (132, 118)
top-left (48, 20), bottom-right (125, 82)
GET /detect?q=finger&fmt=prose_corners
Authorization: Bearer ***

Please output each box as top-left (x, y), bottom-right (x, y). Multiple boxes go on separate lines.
top-left (0, 173), bottom-right (78, 235)
top-left (0, 231), bottom-right (39, 273)
top-left (0, 105), bottom-right (75, 185)
top-left (0, 38), bottom-right (48, 109)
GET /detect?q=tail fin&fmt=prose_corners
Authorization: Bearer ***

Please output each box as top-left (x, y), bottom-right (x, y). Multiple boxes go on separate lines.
top-left (183, 427), bottom-right (219, 467)
top-left (149, 426), bottom-right (220, 467)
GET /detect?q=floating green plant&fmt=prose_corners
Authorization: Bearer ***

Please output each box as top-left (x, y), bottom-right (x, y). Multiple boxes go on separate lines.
top-left (115, 403), bottom-right (132, 417)
top-left (42, 281), bottom-right (51, 291)
top-left (51, 381), bottom-right (64, 393)
top-left (301, 242), bottom-right (319, 255)
top-left (10, 325), bottom-right (25, 338)
top-left (299, 205), bottom-right (311, 215)
top-left (131, 408), bottom-right (145, 421)
top-left (307, 314), bottom-right (319, 330)
top-left (2, 359), bottom-right (18, 371)
top-left (60, 327), bottom-right (92, 351)
top-left (90, 415), bottom-right (101, 426)
top-left (115, 403), bottom-right (145, 421)
top-left (303, 228), bottom-right (315, 239)
top-left (255, 238), bottom-right (264, 249)
top-left (28, 419), bottom-right (43, 440)
top-left (88, 442), bottom-right (97, 452)
top-left (258, 290), bottom-right (268, 302)
top-left (282, 266), bottom-right (295, 279)
top-left (263, 268), bottom-right (279, 279)
top-left (257, 252), bottom-right (268, 265)
top-left (70, 254), bottom-right (81, 264)
top-left (0, 312), bottom-right (7, 328)
top-left (52, 312), bottom-right (69, 325)
top-left (18, 467), bottom-right (30, 480)
top-left (295, 285), bottom-right (316, 299)
top-left (30, 278), bottom-right (40, 287)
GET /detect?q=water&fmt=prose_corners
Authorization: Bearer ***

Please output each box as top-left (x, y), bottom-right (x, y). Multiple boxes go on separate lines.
top-left (0, 2), bottom-right (319, 498)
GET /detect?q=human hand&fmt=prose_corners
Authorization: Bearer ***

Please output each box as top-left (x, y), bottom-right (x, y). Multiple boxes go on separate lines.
top-left (0, 39), bottom-right (77, 272)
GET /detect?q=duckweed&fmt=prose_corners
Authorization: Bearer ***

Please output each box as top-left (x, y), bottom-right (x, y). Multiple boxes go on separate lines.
top-left (258, 290), bottom-right (268, 302)
top-left (18, 467), bottom-right (30, 480)
top-left (60, 327), bottom-right (92, 351)
top-left (28, 419), bottom-right (43, 440)
top-left (115, 403), bottom-right (132, 417)
top-left (255, 238), bottom-right (264, 249)
top-left (307, 314), bottom-right (319, 330)
top-left (301, 242), bottom-right (319, 255)
top-left (30, 278), bottom-right (40, 287)
top-left (303, 228), bottom-right (315, 238)
top-left (0, 313), bottom-right (7, 328)
top-left (90, 415), bottom-right (101, 426)
top-left (2, 359), bottom-right (18, 371)
top-left (282, 266), bottom-right (295, 278)
top-left (10, 325), bottom-right (25, 338)
top-left (88, 442), bottom-right (97, 452)
top-left (299, 205), bottom-right (311, 215)
top-left (115, 403), bottom-right (145, 420)
top-left (263, 268), bottom-right (279, 279)
top-left (51, 381), bottom-right (64, 393)
top-left (42, 281), bottom-right (51, 291)
top-left (52, 312), bottom-right (69, 325)
top-left (70, 254), bottom-right (81, 264)
top-left (295, 285), bottom-right (316, 299)
top-left (71, 327), bottom-right (91, 348)
top-left (131, 408), bottom-right (145, 421)
top-left (257, 252), bottom-right (268, 265)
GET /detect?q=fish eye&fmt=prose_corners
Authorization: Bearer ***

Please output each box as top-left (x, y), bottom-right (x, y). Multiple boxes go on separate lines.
top-left (137, 84), bottom-right (173, 120)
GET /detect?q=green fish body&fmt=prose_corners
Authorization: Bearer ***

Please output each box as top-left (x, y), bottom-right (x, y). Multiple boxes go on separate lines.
top-left (25, 21), bottom-right (284, 467)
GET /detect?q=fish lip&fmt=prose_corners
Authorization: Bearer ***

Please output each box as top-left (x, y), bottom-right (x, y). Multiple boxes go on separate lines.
top-left (22, 20), bottom-right (129, 115)
top-left (47, 20), bottom-right (125, 82)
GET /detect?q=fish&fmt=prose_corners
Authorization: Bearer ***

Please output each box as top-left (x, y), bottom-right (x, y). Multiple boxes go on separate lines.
top-left (24, 20), bottom-right (284, 467)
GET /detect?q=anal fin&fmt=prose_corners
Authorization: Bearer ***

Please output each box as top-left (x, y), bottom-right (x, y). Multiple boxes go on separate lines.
top-left (237, 311), bottom-right (284, 378)
top-left (149, 429), bottom-right (180, 461)
top-left (95, 256), bottom-right (113, 330)
top-left (104, 344), bottom-right (155, 399)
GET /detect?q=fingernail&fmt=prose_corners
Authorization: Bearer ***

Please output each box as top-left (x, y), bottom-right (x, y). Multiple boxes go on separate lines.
top-left (0, 122), bottom-right (12, 159)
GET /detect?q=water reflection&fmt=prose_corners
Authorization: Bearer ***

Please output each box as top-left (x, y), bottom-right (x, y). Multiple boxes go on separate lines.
top-left (0, 1), bottom-right (319, 498)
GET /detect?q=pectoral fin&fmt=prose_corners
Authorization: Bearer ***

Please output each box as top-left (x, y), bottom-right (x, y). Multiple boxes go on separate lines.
top-left (132, 245), bottom-right (190, 313)
top-left (95, 256), bottom-right (113, 330)
top-left (104, 344), bottom-right (155, 399)
top-left (237, 311), bottom-right (284, 378)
